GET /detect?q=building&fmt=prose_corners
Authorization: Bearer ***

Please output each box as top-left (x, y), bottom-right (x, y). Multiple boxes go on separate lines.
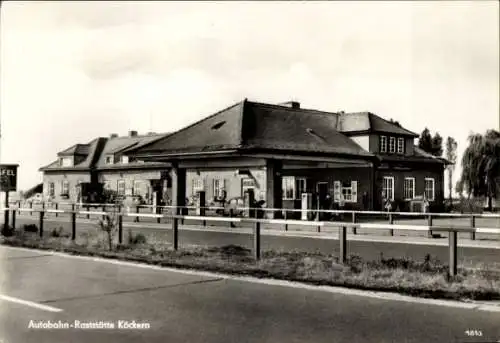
top-left (40, 99), bottom-right (448, 214)
top-left (39, 131), bottom-right (171, 205)
top-left (123, 99), bottom-right (448, 215)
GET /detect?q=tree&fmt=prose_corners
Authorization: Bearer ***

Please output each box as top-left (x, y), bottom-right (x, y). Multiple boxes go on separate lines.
top-left (457, 130), bottom-right (500, 211)
top-left (418, 128), bottom-right (443, 157)
top-left (418, 128), bottom-right (433, 154)
top-left (431, 132), bottom-right (443, 157)
top-left (445, 136), bottom-right (458, 202)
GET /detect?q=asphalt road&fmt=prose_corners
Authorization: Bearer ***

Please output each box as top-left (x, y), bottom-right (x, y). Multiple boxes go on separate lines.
top-left (1, 246), bottom-right (499, 343)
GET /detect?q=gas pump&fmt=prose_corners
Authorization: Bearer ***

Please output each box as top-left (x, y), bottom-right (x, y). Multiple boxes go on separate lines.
top-left (301, 193), bottom-right (313, 220)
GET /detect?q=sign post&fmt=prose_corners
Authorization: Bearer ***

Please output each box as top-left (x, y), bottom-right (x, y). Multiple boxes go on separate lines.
top-left (0, 164), bottom-right (19, 229)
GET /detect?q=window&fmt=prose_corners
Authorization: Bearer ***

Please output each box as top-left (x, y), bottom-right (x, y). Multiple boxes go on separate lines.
top-left (192, 178), bottom-right (204, 195)
top-left (48, 182), bottom-right (55, 197)
top-left (61, 180), bottom-right (69, 195)
top-left (334, 181), bottom-right (358, 203)
top-left (295, 178), bottom-right (307, 199)
top-left (425, 178), bottom-right (435, 201)
top-left (213, 179), bottom-right (226, 198)
top-left (397, 137), bottom-right (405, 154)
top-left (61, 157), bottom-right (72, 167)
top-left (380, 136), bottom-right (387, 153)
top-left (382, 176), bottom-right (394, 201)
top-left (241, 178), bottom-right (255, 196)
top-left (105, 155), bottom-right (114, 164)
top-left (121, 155), bottom-right (129, 164)
top-left (132, 180), bottom-right (141, 196)
top-left (404, 177), bottom-right (415, 200)
top-left (389, 137), bottom-right (396, 153)
top-left (282, 176), bottom-right (295, 200)
top-left (117, 180), bottom-right (126, 196)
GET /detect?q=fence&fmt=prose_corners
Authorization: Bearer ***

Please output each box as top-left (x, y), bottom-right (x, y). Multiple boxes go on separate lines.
top-left (1, 204), bottom-right (500, 276)
top-left (6, 201), bottom-right (500, 240)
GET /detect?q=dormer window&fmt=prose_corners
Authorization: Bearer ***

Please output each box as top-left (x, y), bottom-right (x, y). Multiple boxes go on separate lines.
top-left (60, 157), bottom-right (73, 167)
top-left (121, 155), bottom-right (129, 164)
top-left (105, 155), bottom-right (114, 164)
top-left (397, 137), bottom-right (405, 154)
top-left (389, 137), bottom-right (396, 153)
top-left (380, 136), bottom-right (387, 153)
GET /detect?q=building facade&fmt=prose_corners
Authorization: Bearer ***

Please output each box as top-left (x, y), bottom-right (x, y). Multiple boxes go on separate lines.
top-left (126, 100), bottom-right (448, 215)
top-left (39, 132), bottom-right (171, 205)
top-left (40, 100), bottom-right (448, 214)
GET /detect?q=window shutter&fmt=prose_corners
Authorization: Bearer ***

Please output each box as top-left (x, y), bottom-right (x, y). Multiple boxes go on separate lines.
top-left (351, 181), bottom-right (358, 203)
top-left (333, 181), bottom-right (341, 202)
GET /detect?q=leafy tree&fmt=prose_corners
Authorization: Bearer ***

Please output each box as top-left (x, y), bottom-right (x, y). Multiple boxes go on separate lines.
top-left (445, 136), bottom-right (458, 202)
top-left (418, 128), bottom-right (433, 153)
top-left (418, 128), bottom-right (443, 157)
top-left (457, 130), bottom-right (500, 211)
top-left (431, 132), bottom-right (443, 157)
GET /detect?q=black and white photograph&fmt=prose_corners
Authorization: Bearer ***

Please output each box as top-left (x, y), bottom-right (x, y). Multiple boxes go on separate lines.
top-left (0, 1), bottom-right (499, 342)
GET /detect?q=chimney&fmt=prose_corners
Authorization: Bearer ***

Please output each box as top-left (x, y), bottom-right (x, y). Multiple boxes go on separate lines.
top-left (279, 101), bottom-right (300, 109)
top-left (109, 133), bottom-right (118, 139)
top-left (128, 130), bottom-right (138, 137)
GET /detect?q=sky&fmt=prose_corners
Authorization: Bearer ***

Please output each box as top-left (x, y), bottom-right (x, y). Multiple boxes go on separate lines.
top-left (1, 1), bottom-right (499, 195)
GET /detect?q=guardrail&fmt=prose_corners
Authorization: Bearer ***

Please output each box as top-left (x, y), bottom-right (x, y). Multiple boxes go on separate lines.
top-left (1, 207), bottom-right (499, 276)
top-left (7, 202), bottom-right (499, 241)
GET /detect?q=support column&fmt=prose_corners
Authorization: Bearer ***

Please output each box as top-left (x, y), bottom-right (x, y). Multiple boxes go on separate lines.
top-left (171, 166), bottom-right (186, 215)
top-left (265, 160), bottom-right (282, 219)
top-left (171, 166), bottom-right (186, 250)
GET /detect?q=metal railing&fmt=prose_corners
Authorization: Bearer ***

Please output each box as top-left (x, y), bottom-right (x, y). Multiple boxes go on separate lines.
top-left (1, 206), bottom-right (500, 276)
top-left (7, 201), bottom-right (499, 241)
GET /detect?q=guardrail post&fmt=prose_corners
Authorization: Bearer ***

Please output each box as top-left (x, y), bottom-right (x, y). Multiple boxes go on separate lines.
top-left (339, 226), bottom-right (347, 264)
top-left (388, 213), bottom-right (394, 236)
top-left (352, 212), bottom-right (357, 235)
top-left (86, 205), bottom-right (90, 219)
top-left (253, 221), bottom-right (261, 260)
top-left (30, 202), bottom-right (33, 216)
top-left (470, 215), bottom-right (476, 240)
top-left (449, 230), bottom-right (457, 277)
top-left (157, 207), bottom-right (161, 224)
top-left (118, 214), bottom-right (123, 244)
top-left (284, 211), bottom-right (288, 231)
top-left (172, 217), bottom-right (179, 250)
top-left (135, 205), bottom-right (140, 222)
top-left (17, 201), bottom-right (21, 215)
top-left (55, 203), bottom-right (59, 217)
top-left (4, 206), bottom-right (9, 232)
top-left (11, 209), bottom-right (16, 230)
top-left (39, 211), bottom-right (44, 238)
top-left (71, 212), bottom-right (76, 241)
top-left (427, 215), bottom-right (433, 238)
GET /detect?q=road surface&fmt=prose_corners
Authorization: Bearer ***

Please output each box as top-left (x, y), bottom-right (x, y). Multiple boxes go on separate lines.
top-left (0, 246), bottom-right (499, 343)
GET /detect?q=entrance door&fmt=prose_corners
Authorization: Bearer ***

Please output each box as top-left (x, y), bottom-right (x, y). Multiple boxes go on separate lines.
top-left (316, 182), bottom-right (329, 220)
top-left (316, 182), bottom-right (329, 209)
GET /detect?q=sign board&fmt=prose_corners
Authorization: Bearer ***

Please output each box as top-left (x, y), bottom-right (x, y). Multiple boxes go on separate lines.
top-left (0, 164), bottom-right (18, 192)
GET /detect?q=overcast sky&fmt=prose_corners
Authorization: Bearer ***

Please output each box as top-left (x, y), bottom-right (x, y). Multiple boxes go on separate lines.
top-left (1, 1), bottom-right (498, 193)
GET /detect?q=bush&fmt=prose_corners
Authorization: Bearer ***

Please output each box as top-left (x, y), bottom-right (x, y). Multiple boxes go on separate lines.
top-left (1, 224), bottom-right (15, 237)
top-left (127, 230), bottom-right (147, 245)
top-left (23, 224), bottom-right (38, 233)
top-left (50, 227), bottom-right (65, 238)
